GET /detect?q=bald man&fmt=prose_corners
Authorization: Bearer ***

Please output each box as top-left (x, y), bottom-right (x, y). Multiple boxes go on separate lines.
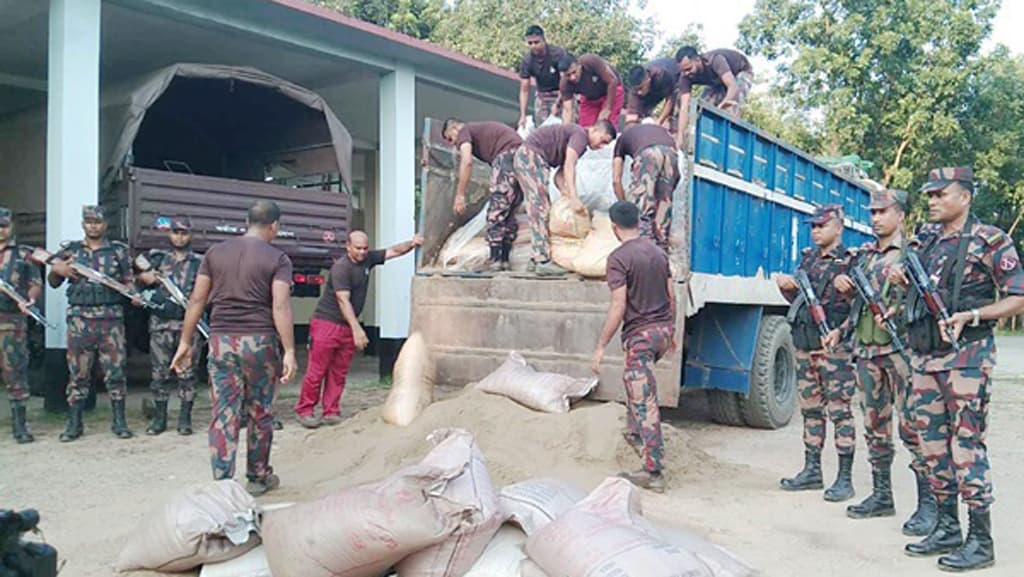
top-left (294, 230), bottom-right (423, 428)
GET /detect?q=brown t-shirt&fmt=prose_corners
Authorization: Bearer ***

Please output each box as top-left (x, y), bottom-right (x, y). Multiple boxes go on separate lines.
top-left (524, 124), bottom-right (589, 168)
top-left (678, 48), bottom-right (752, 95)
top-left (519, 44), bottom-right (568, 93)
top-left (613, 124), bottom-right (675, 159)
top-left (626, 57), bottom-right (680, 115)
top-left (560, 54), bottom-right (619, 101)
top-left (456, 122), bottom-right (523, 165)
top-left (312, 249), bottom-right (386, 325)
top-left (200, 236), bottom-right (293, 335)
top-left (606, 237), bottom-right (673, 340)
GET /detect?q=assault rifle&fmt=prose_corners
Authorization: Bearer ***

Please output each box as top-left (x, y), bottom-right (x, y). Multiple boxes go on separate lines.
top-left (0, 509), bottom-right (58, 577)
top-left (904, 249), bottom-right (961, 351)
top-left (134, 254), bottom-right (209, 339)
top-left (0, 277), bottom-right (55, 329)
top-left (30, 247), bottom-right (162, 311)
top-left (795, 269), bottom-right (833, 352)
top-left (849, 266), bottom-right (905, 351)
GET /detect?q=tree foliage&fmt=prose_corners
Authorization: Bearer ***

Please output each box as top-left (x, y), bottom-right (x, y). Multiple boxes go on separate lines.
top-left (312, 0), bottom-right (443, 39)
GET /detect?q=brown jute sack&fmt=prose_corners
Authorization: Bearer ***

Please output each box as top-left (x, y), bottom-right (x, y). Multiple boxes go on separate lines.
top-left (383, 332), bottom-right (435, 427)
top-left (475, 352), bottom-right (598, 413)
top-left (116, 480), bottom-right (259, 572)
top-left (548, 197), bottom-right (591, 239)
top-left (571, 213), bottom-right (621, 278)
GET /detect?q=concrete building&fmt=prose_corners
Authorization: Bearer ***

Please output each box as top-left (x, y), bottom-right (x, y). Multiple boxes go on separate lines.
top-left (0, 0), bottom-right (519, 395)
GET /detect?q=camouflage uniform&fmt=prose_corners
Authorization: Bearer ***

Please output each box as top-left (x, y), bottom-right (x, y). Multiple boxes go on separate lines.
top-left (208, 334), bottom-right (281, 482)
top-left (0, 243), bottom-right (41, 404)
top-left (486, 149), bottom-right (523, 251)
top-left (144, 248), bottom-right (203, 403)
top-left (628, 144), bottom-right (679, 251)
top-left (700, 70), bottom-right (754, 115)
top-left (513, 146), bottom-right (555, 263)
top-left (534, 90), bottom-right (562, 125)
top-left (623, 324), bottom-right (674, 474)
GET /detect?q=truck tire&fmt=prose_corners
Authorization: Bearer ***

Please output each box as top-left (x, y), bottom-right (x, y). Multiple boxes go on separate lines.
top-left (706, 390), bottom-right (745, 427)
top-left (740, 315), bottom-right (797, 429)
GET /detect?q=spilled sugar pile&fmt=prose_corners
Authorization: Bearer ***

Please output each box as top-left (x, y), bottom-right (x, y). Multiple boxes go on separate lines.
top-left (271, 387), bottom-right (724, 501)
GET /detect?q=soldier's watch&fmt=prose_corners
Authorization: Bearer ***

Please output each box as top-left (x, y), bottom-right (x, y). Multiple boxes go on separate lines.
top-left (970, 309), bottom-right (981, 327)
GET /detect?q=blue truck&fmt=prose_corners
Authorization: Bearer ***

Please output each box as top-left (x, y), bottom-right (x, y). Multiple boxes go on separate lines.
top-left (412, 103), bottom-right (873, 428)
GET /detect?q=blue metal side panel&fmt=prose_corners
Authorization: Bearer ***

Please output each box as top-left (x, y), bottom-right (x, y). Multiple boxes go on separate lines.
top-left (774, 148), bottom-right (794, 195)
top-left (683, 304), bottom-right (764, 393)
top-left (691, 178), bottom-right (723, 273)
top-left (696, 113), bottom-right (725, 170)
top-left (810, 167), bottom-right (828, 207)
top-left (752, 136), bottom-right (772, 188)
top-left (725, 123), bottom-right (750, 179)
top-left (793, 157), bottom-right (810, 201)
top-left (720, 187), bottom-right (749, 276)
top-left (767, 204), bottom-right (791, 274)
top-left (798, 220), bottom-right (811, 253)
top-left (747, 197), bottom-right (769, 276)
top-left (826, 173), bottom-right (843, 206)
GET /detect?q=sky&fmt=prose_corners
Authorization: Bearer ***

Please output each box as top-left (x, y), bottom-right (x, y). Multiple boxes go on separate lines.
top-left (640, 0), bottom-right (1024, 63)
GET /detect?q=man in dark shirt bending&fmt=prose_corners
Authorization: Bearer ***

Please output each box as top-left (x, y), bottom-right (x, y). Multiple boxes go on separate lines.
top-left (172, 200), bottom-right (296, 496)
top-left (518, 25), bottom-right (568, 128)
top-left (674, 46), bottom-right (754, 149)
top-left (592, 201), bottom-right (676, 493)
top-left (293, 230), bottom-right (421, 428)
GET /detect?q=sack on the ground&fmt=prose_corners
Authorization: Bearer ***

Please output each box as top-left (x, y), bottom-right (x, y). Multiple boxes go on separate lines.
top-left (551, 237), bottom-right (584, 270)
top-left (116, 480), bottom-right (259, 572)
top-left (262, 450), bottom-right (477, 577)
top-left (549, 197), bottom-right (591, 239)
top-left (475, 352), bottom-right (598, 413)
top-left (571, 213), bottom-right (621, 278)
top-left (525, 477), bottom-right (713, 577)
top-left (462, 524), bottom-right (529, 577)
top-left (397, 429), bottom-right (506, 577)
top-left (383, 332), bottom-right (435, 426)
top-left (199, 545), bottom-right (272, 577)
top-left (658, 527), bottom-right (758, 577)
top-left (499, 478), bottom-right (587, 535)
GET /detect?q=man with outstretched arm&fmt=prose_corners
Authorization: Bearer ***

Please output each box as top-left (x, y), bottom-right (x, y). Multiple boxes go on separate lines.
top-left (674, 46), bottom-right (754, 149)
top-left (559, 54), bottom-right (623, 128)
top-left (171, 200), bottom-right (297, 497)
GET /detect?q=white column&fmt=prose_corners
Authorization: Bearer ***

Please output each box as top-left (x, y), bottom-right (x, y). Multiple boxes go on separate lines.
top-left (374, 65), bottom-right (416, 339)
top-left (45, 0), bottom-right (101, 348)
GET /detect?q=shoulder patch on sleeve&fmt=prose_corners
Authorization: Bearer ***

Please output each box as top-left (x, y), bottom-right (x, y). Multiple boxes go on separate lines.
top-left (976, 224), bottom-right (1008, 247)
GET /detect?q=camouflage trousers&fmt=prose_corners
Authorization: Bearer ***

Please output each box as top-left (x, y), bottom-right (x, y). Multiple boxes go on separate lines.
top-left (534, 90), bottom-right (562, 125)
top-left (150, 318), bottom-right (200, 402)
top-left (795, 350), bottom-right (856, 455)
top-left (487, 149), bottom-right (524, 248)
top-left (514, 146), bottom-right (554, 263)
top-left (628, 145), bottom-right (679, 251)
top-left (623, 324), bottom-right (674, 473)
top-left (856, 352), bottom-right (925, 472)
top-left (0, 315), bottom-right (29, 402)
top-left (911, 367), bottom-right (993, 511)
top-left (208, 334), bottom-right (281, 482)
top-left (66, 316), bottom-right (127, 404)
top-left (700, 70), bottom-right (754, 116)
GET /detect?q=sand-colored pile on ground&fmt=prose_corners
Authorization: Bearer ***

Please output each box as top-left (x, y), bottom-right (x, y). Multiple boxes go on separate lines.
top-left (271, 387), bottom-right (723, 503)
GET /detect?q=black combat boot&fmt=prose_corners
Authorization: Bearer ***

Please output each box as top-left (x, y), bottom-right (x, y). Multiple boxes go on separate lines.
top-left (905, 498), bottom-right (962, 557)
top-left (10, 402), bottom-right (34, 444)
top-left (487, 245), bottom-right (503, 273)
top-left (824, 453), bottom-right (856, 502)
top-left (500, 242), bottom-right (513, 271)
top-left (177, 400), bottom-right (194, 436)
top-left (111, 399), bottom-right (134, 439)
top-left (938, 509), bottom-right (995, 572)
top-left (780, 449), bottom-right (824, 491)
top-left (59, 401), bottom-right (84, 442)
top-left (146, 399), bottom-right (168, 435)
top-left (903, 469), bottom-right (938, 536)
top-left (847, 465), bottom-right (895, 518)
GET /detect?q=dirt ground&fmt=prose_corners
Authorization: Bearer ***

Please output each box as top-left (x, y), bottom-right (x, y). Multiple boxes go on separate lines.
top-left (2, 339), bottom-right (1022, 577)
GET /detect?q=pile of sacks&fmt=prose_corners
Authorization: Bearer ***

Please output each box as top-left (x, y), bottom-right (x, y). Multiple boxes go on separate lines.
top-left (118, 429), bottom-right (756, 577)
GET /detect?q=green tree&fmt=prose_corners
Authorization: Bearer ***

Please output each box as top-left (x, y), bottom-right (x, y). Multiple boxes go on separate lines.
top-left (658, 23), bottom-right (705, 59)
top-left (738, 0), bottom-right (1000, 190)
top-left (312, 0), bottom-right (443, 39)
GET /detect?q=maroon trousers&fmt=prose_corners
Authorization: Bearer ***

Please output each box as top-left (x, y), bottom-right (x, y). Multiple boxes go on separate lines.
top-left (295, 317), bottom-right (356, 418)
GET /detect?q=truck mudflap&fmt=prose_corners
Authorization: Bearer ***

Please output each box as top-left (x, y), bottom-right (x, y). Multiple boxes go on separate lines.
top-left (411, 274), bottom-right (685, 407)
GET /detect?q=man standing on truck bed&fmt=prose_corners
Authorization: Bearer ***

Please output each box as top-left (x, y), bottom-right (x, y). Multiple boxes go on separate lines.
top-left (775, 204), bottom-right (857, 503)
top-left (518, 25), bottom-right (568, 128)
top-left (887, 167), bottom-right (1024, 572)
top-left (49, 205), bottom-right (140, 442)
top-left (514, 121), bottom-right (617, 276)
top-left (559, 54), bottom-right (623, 128)
top-left (591, 200), bottom-right (675, 493)
top-left (825, 190), bottom-right (934, 535)
top-left (674, 46), bottom-right (754, 150)
top-left (612, 123), bottom-right (679, 252)
top-left (171, 200), bottom-right (297, 496)
top-left (624, 57), bottom-right (681, 130)
top-left (0, 207), bottom-right (42, 444)
top-left (443, 118), bottom-right (523, 272)
top-left (136, 217), bottom-right (203, 436)
top-left (294, 230), bottom-right (422, 428)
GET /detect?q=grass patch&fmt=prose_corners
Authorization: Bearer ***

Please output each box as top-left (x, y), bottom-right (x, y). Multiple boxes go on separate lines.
top-left (351, 376), bottom-right (392, 391)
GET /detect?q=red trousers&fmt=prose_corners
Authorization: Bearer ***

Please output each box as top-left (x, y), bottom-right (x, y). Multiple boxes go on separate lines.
top-left (295, 318), bottom-right (356, 418)
top-left (578, 84), bottom-right (624, 127)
